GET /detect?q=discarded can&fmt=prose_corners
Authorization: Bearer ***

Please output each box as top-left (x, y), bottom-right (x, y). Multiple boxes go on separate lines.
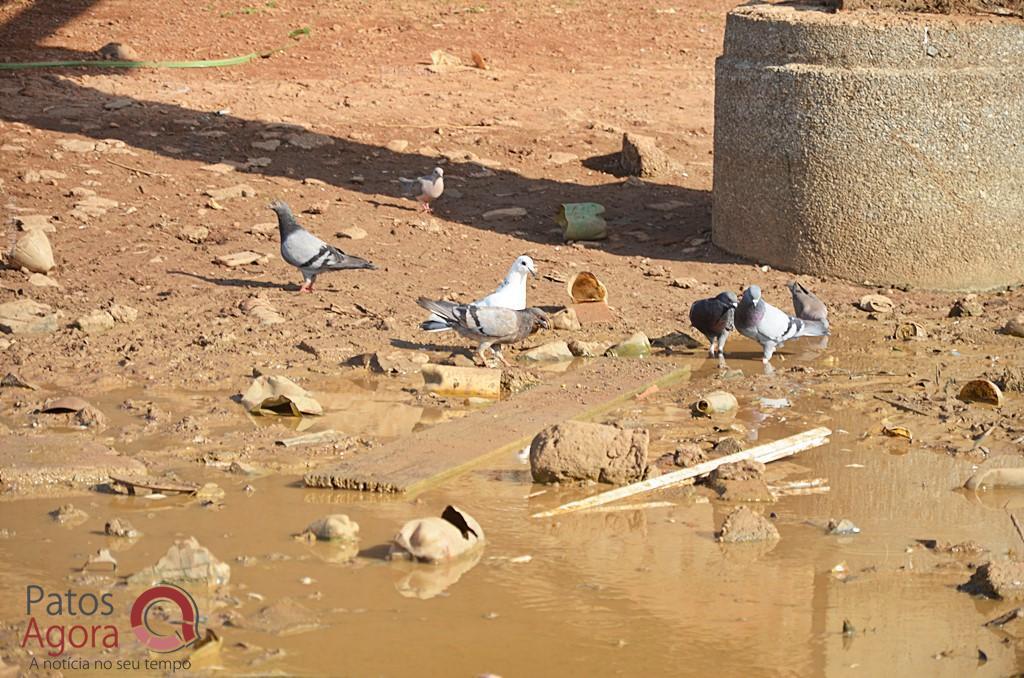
top-left (695, 390), bottom-right (738, 415)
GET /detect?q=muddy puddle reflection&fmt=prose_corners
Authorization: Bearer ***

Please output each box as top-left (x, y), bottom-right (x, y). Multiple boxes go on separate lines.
top-left (1, 336), bottom-right (1022, 676)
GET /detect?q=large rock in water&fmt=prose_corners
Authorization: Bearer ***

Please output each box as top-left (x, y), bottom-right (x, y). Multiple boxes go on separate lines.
top-left (529, 420), bottom-right (649, 484)
top-left (620, 133), bottom-right (674, 178)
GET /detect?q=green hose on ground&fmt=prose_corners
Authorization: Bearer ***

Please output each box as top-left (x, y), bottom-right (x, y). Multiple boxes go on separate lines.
top-left (0, 27), bottom-right (310, 71)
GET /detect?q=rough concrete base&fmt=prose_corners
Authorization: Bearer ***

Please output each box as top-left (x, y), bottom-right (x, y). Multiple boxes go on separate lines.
top-left (712, 3), bottom-right (1024, 290)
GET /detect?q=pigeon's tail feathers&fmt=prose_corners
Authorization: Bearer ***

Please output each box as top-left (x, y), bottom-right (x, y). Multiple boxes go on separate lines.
top-left (321, 248), bottom-right (375, 271)
top-left (416, 297), bottom-right (459, 322)
top-left (800, 318), bottom-right (830, 338)
top-left (420, 319), bottom-right (453, 332)
top-left (398, 177), bottom-right (419, 196)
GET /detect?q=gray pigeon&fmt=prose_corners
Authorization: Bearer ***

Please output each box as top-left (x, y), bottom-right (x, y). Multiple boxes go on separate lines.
top-left (689, 291), bottom-right (739, 357)
top-left (270, 201), bottom-right (375, 292)
top-left (399, 167), bottom-right (444, 213)
top-left (416, 297), bottom-right (548, 367)
top-left (787, 281), bottom-right (829, 326)
top-left (734, 285), bottom-right (830, 363)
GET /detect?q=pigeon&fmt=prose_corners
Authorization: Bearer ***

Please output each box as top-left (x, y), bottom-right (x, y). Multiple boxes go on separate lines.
top-left (420, 255), bottom-right (538, 333)
top-left (688, 291), bottom-right (739, 357)
top-left (787, 280), bottom-right (829, 325)
top-left (399, 167), bottom-right (444, 213)
top-left (734, 285), bottom-right (830, 363)
top-left (416, 297), bottom-right (549, 366)
top-left (270, 201), bottom-right (375, 292)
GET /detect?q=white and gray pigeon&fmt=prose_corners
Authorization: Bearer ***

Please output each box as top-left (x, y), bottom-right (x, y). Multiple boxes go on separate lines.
top-left (734, 285), bottom-right (830, 363)
top-left (416, 297), bottom-right (549, 367)
top-left (420, 255), bottom-right (538, 333)
top-left (399, 167), bottom-right (444, 213)
top-left (787, 281), bottom-right (829, 327)
top-left (689, 291), bottom-right (739, 357)
top-left (270, 201), bottom-right (375, 292)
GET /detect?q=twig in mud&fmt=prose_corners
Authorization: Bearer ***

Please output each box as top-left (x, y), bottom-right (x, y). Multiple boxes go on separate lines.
top-left (105, 159), bottom-right (168, 177)
top-left (1010, 513), bottom-right (1024, 548)
top-left (985, 607), bottom-right (1023, 627)
top-left (873, 395), bottom-right (931, 417)
top-left (973, 424), bottom-right (998, 450)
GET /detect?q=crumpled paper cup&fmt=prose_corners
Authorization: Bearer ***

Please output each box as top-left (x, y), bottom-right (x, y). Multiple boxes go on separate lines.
top-left (241, 375), bottom-right (322, 416)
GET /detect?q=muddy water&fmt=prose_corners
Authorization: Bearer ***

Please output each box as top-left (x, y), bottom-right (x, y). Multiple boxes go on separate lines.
top-left (1, 338), bottom-right (1022, 676)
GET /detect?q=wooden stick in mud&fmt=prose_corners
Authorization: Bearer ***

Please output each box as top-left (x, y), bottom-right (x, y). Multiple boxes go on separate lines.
top-left (530, 427), bottom-right (832, 519)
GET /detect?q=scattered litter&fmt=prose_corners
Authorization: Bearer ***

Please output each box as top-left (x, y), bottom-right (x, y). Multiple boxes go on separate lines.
top-left (82, 548), bottom-right (117, 572)
top-left (241, 375), bottom-right (323, 416)
top-left (759, 397), bottom-right (791, 409)
top-left (858, 294), bottom-right (894, 313)
top-left (827, 518), bottom-right (861, 535)
top-left (276, 430), bottom-right (343, 447)
top-left (1, 372), bottom-right (37, 390)
top-left (298, 514), bottom-right (360, 542)
top-left (882, 425), bottom-right (913, 442)
top-left (388, 505), bottom-right (485, 563)
top-left (509, 555), bottom-right (533, 564)
top-left (109, 476), bottom-right (198, 496)
top-left (557, 202), bottom-right (607, 241)
top-left (421, 364), bottom-right (502, 399)
top-left (605, 332), bottom-right (651, 358)
top-left (695, 390), bottom-right (738, 415)
top-left (958, 379), bottom-right (1004, 407)
top-left (984, 607), bottom-right (1022, 627)
top-left (567, 271), bottom-right (608, 303)
top-left (188, 630), bottom-right (223, 669)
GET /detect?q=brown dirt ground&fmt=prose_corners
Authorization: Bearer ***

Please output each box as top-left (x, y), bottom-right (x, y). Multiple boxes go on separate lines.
top-left (1, 0), bottom-right (1022, 477)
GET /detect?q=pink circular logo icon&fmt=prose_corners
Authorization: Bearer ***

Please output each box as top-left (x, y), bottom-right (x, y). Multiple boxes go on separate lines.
top-left (130, 584), bottom-right (199, 653)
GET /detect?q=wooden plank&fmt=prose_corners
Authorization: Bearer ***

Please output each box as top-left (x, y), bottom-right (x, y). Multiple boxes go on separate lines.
top-left (530, 427), bottom-right (833, 519)
top-left (304, 359), bottom-right (692, 495)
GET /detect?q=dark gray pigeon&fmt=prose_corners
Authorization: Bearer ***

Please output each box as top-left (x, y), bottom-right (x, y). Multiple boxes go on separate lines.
top-left (787, 281), bottom-right (829, 326)
top-left (735, 285), bottom-right (829, 363)
top-left (688, 291), bottom-right (738, 357)
top-left (270, 201), bottom-right (374, 292)
top-left (416, 297), bottom-right (548, 367)
top-left (399, 167), bottom-right (444, 213)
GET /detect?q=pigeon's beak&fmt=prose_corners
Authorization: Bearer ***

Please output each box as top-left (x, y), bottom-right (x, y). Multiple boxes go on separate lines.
top-left (530, 268), bottom-right (538, 279)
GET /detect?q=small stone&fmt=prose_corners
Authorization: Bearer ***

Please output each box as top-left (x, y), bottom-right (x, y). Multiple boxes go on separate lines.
top-left (567, 340), bottom-right (612, 357)
top-left (336, 226), bottom-right (367, 240)
top-left (251, 139), bottom-right (281, 151)
top-left (648, 200), bottom-right (691, 212)
top-left (827, 518), bottom-right (861, 536)
top-left (14, 215), bottom-right (56, 233)
top-left (549, 308), bottom-right (581, 331)
top-left (103, 98), bottom-right (134, 111)
top-left (620, 132), bottom-right (674, 177)
top-left (858, 294), bottom-right (894, 313)
top-left (670, 277), bottom-right (699, 289)
top-left (204, 184), bottom-right (257, 201)
top-left (50, 504), bottom-right (88, 526)
top-left (57, 139), bottom-right (97, 153)
top-left (949, 295), bottom-right (984, 318)
top-left (605, 332), bottom-right (651, 358)
top-left (303, 200), bottom-right (329, 215)
top-left (97, 42), bottom-right (139, 60)
top-left (179, 225), bottom-right (209, 244)
top-left (385, 139), bottom-right (409, 153)
top-left (287, 132), bottom-right (333, 150)
top-left (200, 162), bottom-right (236, 174)
top-left (195, 483), bottom-right (225, 503)
top-left (713, 437), bottom-right (745, 455)
top-left (28, 273), bottom-right (60, 288)
top-left (0, 300), bottom-right (58, 334)
top-left (105, 518), bottom-right (141, 538)
top-left (520, 340), bottom-right (574, 362)
top-left (215, 251), bottom-right (268, 268)
top-left (717, 506), bottom-right (780, 543)
top-left (673, 443), bottom-right (707, 467)
top-left (1003, 314), bottom-right (1024, 338)
top-left (304, 514), bottom-right (359, 541)
top-left (75, 310), bottom-right (116, 334)
top-left (483, 207), bottom-right (527, 220)
top-left (651, 332), bottom-right (702, 350)
top-left (108, 304), bottom-right (138, 324)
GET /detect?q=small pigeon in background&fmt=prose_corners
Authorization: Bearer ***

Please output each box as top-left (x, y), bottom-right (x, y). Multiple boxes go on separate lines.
top-left (689, 291), bottom-right (739, 357)
top-left (416, 297), bottom-right (549, 367)
top-left (270, 201), bottom-right (375, 293)
top-left (399, 167), bottom-right (444, 213)
top-left (421, 255), bottom-right (538, 333)
top-left (787, 281), bottom-right (829, 327)
top-left (734, 284), bottom-right (830, 363)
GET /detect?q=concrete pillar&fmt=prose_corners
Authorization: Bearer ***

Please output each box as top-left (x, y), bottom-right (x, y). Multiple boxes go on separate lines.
top-left (712, 3), bottom-right (1024, 290)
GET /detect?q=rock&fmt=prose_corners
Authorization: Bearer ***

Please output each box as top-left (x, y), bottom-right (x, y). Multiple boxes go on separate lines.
top-left (0, 300), bottom-right (58, 334)
top-left (105, 518), bottom-right (141, 538)
top-left (1003, 314), bottom-right (1024, 338)
top-left (529, 420), bottom-right (650, 484)
top-left (827, 518), bottom-right (861, 535)
top-left (75, 310), bottom-right (116, 334)
top-left (670, 277), bottom-right (700, 289)
top-left (858, 294), bottom-right (894, 313)
top-left (388, 506), bottom-right (485, 563)
top-left (97, 42), bottom-right (139, 60)
top-left (240, 295), bottom-right (284, 325)
top-left (108, 304), bottom-right (138, 324)
top-left (959, 561), bottom-right (1024, 600)
top-left (520, 340), bottom-right (574, 362)
top-left (195, 483), bottom-right (225, 503)
top-left (707, 460), bottom-right (772, 501)
top-left (14, 215), bottom-right (57, 232)
top-left (214, 251), bottom-right (268, 268)
top-left (11, 229), bottom-right (54, 273)
top-left (501, 369), bottom-right (541, 396)
top-left (717, 506), bottom-right (780, 543)
top-left (385, 139), bottom-right (409, 153)
top-left (179, 225), bottom-right (209, 244)
top-left (303, 514), bottom-right (359, 542)
top-left (50, 504), bottom-right (89, 526)
top-left (200, 162), bottom-right (236, 174)
top-left (28, 273), bottom-right (59, 288)
top-left (286, 132), bottom-right (333, 149)
top-left (1, 144), bottom-right (25, 153)
top-left (483, 207), bottom-right (528, 220)
top-left (57, 138), bottom-right (97, 153)
top-left (103, 98), bottom-right (134, 111)
top-left (336, 226), bottom-right (367, 240)
top-left (40, 397), bottom-right (107, 429)
top-left (421, 364), bottom-right (502, 398)
top-left (992, 367), bottom-right (1024, 393)
top-left (251, 139), bottom-right (281, 151)
top-left (713, 437), bottom-right (745, 455)
top-left (949, 295), bottom-right (984, 317)
top-left (1, 436), bottom-right (144, 494)
top-left (72, 195), bottom-right (119, 220)
top-left (248, 222), bottom-right (278, 239)
top-left (605, 332), bottom-right (651, 358)
top-left (620, 132), bottom-right (674, 177)
top-left (549, 308), bottom-right (581, 331)
top-left (370, 350), bottom-right (429, 375)
top-left (673, 443), bottom-right (707, 467)
top-left (567, 340), bottom-right (612, 357)
top-left (648, 200), bottom-right (692, 212)
top-left (652, 331), bottom-right (702, 350)
top-left (128, 537), bottom-right (230, 587)
top-left (68, 187), bottom-right (96, 198)
top-left (204, 184), bottom-right (257, 201)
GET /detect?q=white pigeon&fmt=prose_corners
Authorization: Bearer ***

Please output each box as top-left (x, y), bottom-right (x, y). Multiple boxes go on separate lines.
top-left (399, 167), bottom-right (444, 213)
top-left (420, 255), bottom-right (538, 333)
